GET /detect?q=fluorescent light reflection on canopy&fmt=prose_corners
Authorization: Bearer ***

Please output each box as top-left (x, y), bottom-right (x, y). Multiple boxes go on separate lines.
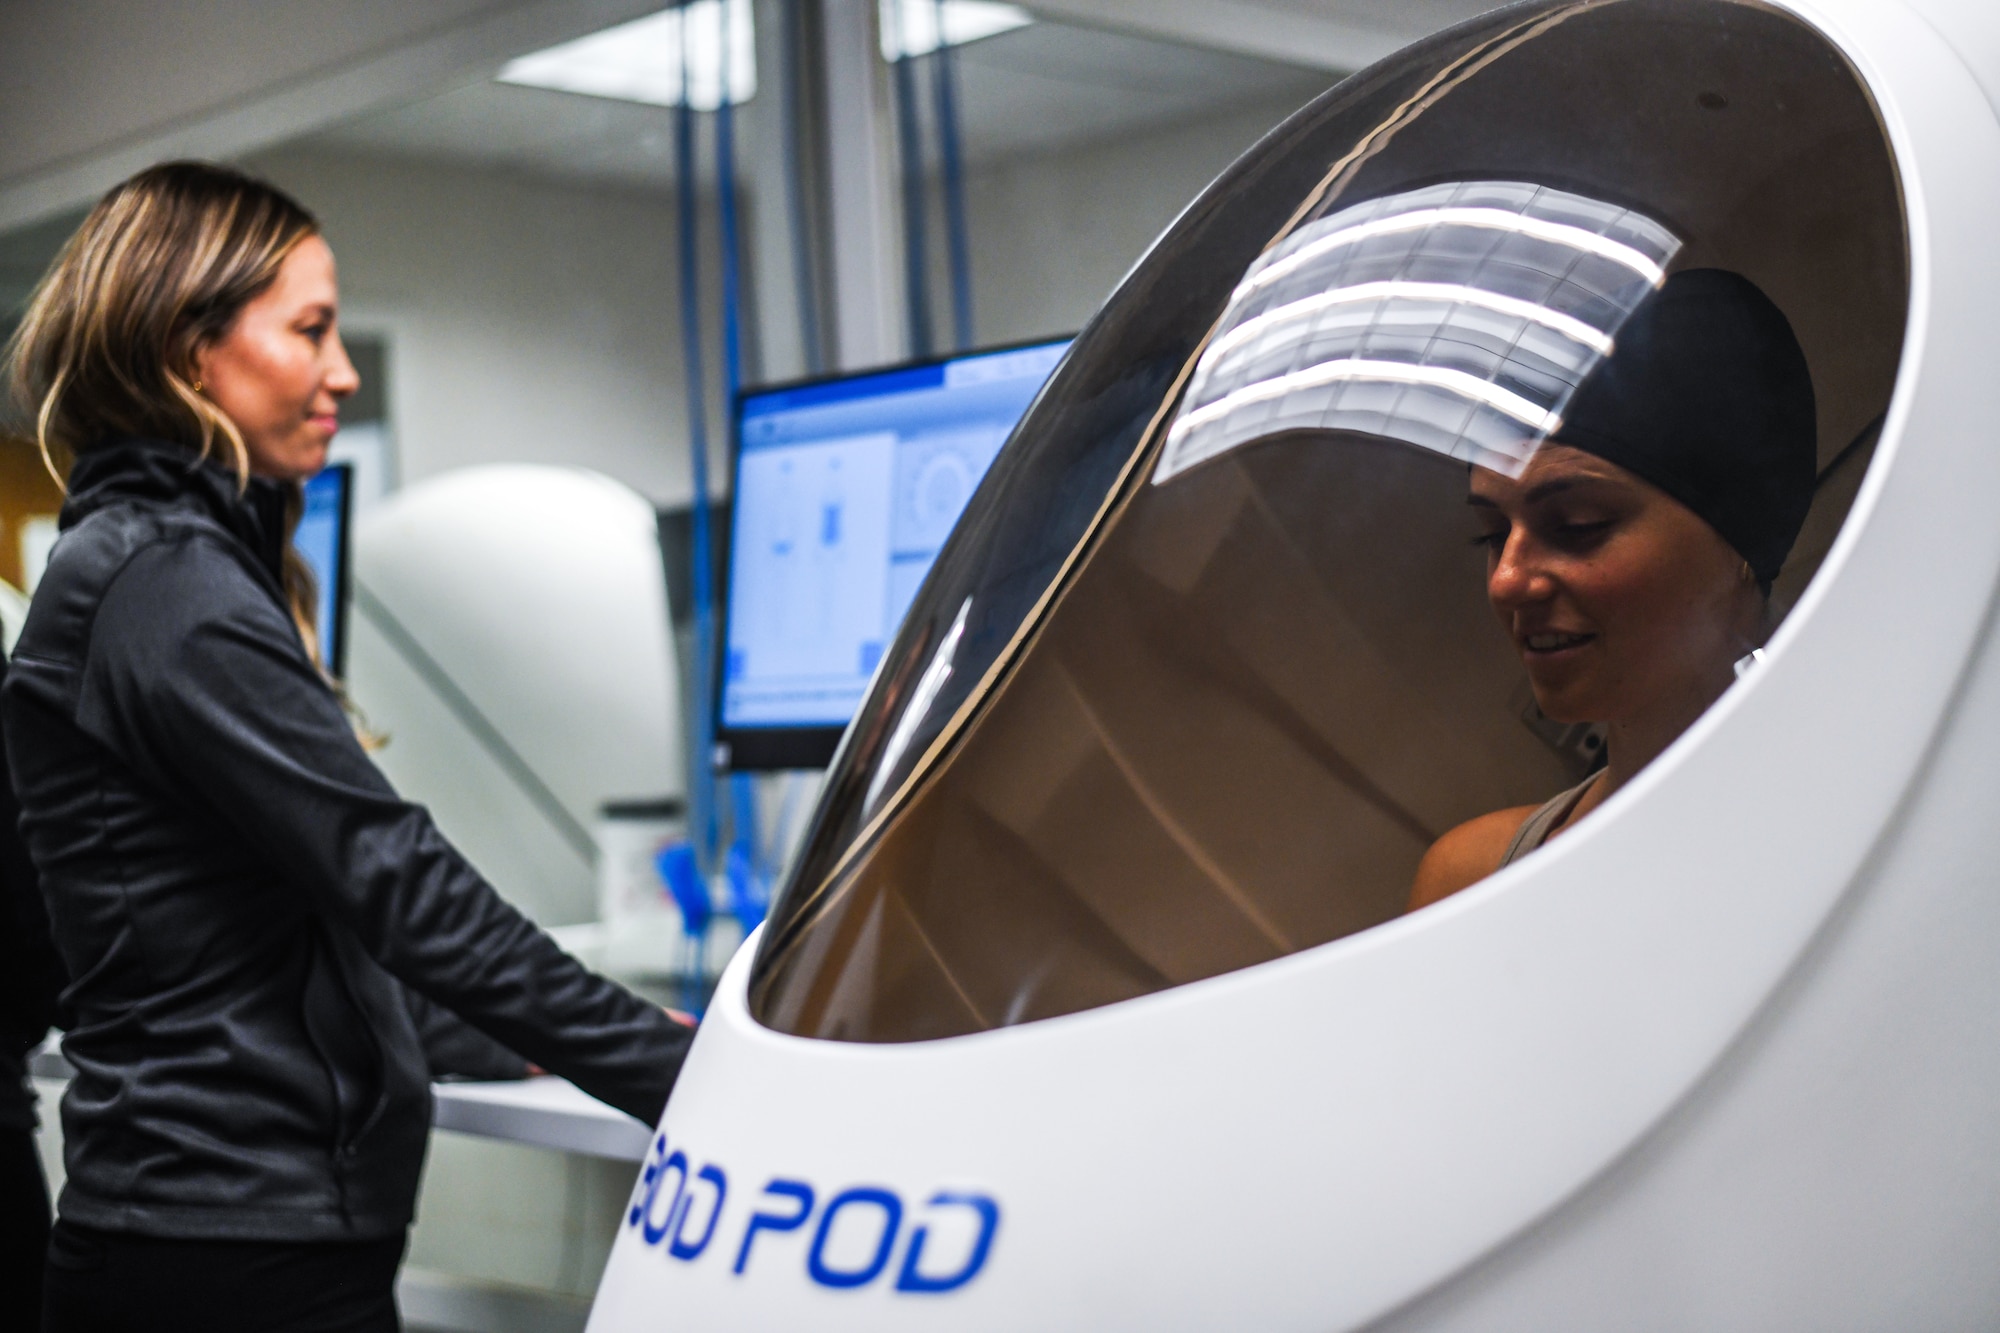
top-left (1155, 181), bottom-right (1681, 484)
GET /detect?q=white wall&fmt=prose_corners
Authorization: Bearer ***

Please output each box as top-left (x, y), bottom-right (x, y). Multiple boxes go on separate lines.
top-left (965, 92), bottom-right (1321, 347)
top-left (247, 147), bottom-right (721, 505)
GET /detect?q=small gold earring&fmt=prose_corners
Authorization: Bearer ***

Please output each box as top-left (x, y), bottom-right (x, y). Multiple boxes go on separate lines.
top-left (191, 379), bottom-right (203, 394)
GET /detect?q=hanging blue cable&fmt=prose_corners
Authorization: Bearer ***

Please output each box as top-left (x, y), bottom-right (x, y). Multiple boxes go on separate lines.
top-left (666, 1), bottom-right (725, 1013)
top-left (891, 0), bottom-right (935, 358)
top-left (777, 0), bottom-right (824, 375)
top-left (675, 2), bottom-right (720, 879)
top-left (931, 0), bottom-right (975, 350)
top-left (716, 3), bottom-right (746, 407)
top-left (714, 0), bottom-right (771, 932)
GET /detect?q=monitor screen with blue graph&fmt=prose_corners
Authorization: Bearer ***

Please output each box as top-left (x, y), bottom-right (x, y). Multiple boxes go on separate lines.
top-left (295, 462), bottom-right (353, 678)
top-left (719, 337), bottom-right (1070, 769)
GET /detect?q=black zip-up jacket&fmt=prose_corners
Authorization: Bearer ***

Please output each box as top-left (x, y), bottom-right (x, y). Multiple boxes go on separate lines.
top-left (2, 437), bottom-right (693, 1241)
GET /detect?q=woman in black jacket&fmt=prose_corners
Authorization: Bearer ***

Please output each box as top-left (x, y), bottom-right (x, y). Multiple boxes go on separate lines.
top-left (2, 162), bottom-right (695, 1331)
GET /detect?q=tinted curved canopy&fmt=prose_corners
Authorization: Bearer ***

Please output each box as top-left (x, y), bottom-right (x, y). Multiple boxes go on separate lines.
top-left (750, 0), bottom-right (1909, 1042)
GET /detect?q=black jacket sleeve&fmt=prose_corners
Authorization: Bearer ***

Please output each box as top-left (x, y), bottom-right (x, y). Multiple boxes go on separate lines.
top-left (402, 985), bottom-right (533, 1083)
top-left (80, 536), bottom-right (691, 1123)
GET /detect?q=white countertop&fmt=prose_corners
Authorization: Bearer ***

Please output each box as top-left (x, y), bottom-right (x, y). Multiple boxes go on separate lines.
top-left (431, 1076), bottom-right (652, 1162)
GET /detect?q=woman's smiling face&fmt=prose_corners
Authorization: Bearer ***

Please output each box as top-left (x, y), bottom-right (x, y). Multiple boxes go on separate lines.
top-left (194, 234), bottom-right (358, 484)
top-left (1469, 443), bottom-right (1763, 729)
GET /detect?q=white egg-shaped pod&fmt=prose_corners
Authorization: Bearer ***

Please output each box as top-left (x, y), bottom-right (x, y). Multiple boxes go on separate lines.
top-left (347, 465), bottom-right (682, 927)
top-left (589, 0), bottom-right (2000, 1327)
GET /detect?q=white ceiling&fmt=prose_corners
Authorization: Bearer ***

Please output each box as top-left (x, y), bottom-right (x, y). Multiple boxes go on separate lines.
top-left (304, 15), bottom-right (1345, 191)
top-left (0, 0), bottom-right (665, 232)
top-left (1028, 0), bottom-right (1504, 71)
top-left (954, 18), bottom-right (1336, 161)
top-left (0, 0), bottom-right (1507, 231)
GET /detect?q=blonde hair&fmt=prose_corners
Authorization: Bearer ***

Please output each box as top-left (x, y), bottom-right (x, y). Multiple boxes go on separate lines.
top-left (3, 161), bottom-right (329, 661)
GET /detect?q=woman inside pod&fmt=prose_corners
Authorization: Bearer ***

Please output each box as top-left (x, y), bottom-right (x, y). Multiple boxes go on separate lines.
top-left (1408, 268), bottom-right (1817, 909)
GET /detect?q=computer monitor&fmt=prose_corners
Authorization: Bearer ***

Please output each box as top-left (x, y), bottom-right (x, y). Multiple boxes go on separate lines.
top-left (719, 337), bottom-right (1071, 770)
top-left (296, 462), bottom-right (353, 677)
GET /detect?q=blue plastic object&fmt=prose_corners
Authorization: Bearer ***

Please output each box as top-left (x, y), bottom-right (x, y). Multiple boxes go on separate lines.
top-left (657, 839), bottom-right (711, 938)
top-left (657, 837), bottom-right (711, 1011)
top-left (725, 840), bottom-right (768, 933)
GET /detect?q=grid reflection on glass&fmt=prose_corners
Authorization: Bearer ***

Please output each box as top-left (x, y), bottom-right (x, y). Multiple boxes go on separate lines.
top-left (1155, 180), bottom-right (1681, 484)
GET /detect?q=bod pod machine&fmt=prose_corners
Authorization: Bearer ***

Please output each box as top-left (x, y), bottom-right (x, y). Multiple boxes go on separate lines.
top-left (592, 0), bottom-right (2000, 1326)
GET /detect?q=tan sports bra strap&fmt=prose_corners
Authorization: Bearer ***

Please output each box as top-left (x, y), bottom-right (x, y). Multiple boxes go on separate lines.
top-left (1496, 773), bottom-right (1600, 869)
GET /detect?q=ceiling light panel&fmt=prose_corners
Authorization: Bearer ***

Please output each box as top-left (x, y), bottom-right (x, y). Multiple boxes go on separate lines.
top-left (880, 0), bottom-right (1032, 61)
top-left (498, 0), bottom-right (756, 110)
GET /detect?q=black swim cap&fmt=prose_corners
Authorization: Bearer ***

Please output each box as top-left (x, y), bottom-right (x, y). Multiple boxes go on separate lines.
top-left (1555, 268), bottom-right (1817, 589)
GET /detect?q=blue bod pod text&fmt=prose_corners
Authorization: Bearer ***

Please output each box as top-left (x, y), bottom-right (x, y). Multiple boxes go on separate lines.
top-left (626, 1136), bottom-right (1002, 1295)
